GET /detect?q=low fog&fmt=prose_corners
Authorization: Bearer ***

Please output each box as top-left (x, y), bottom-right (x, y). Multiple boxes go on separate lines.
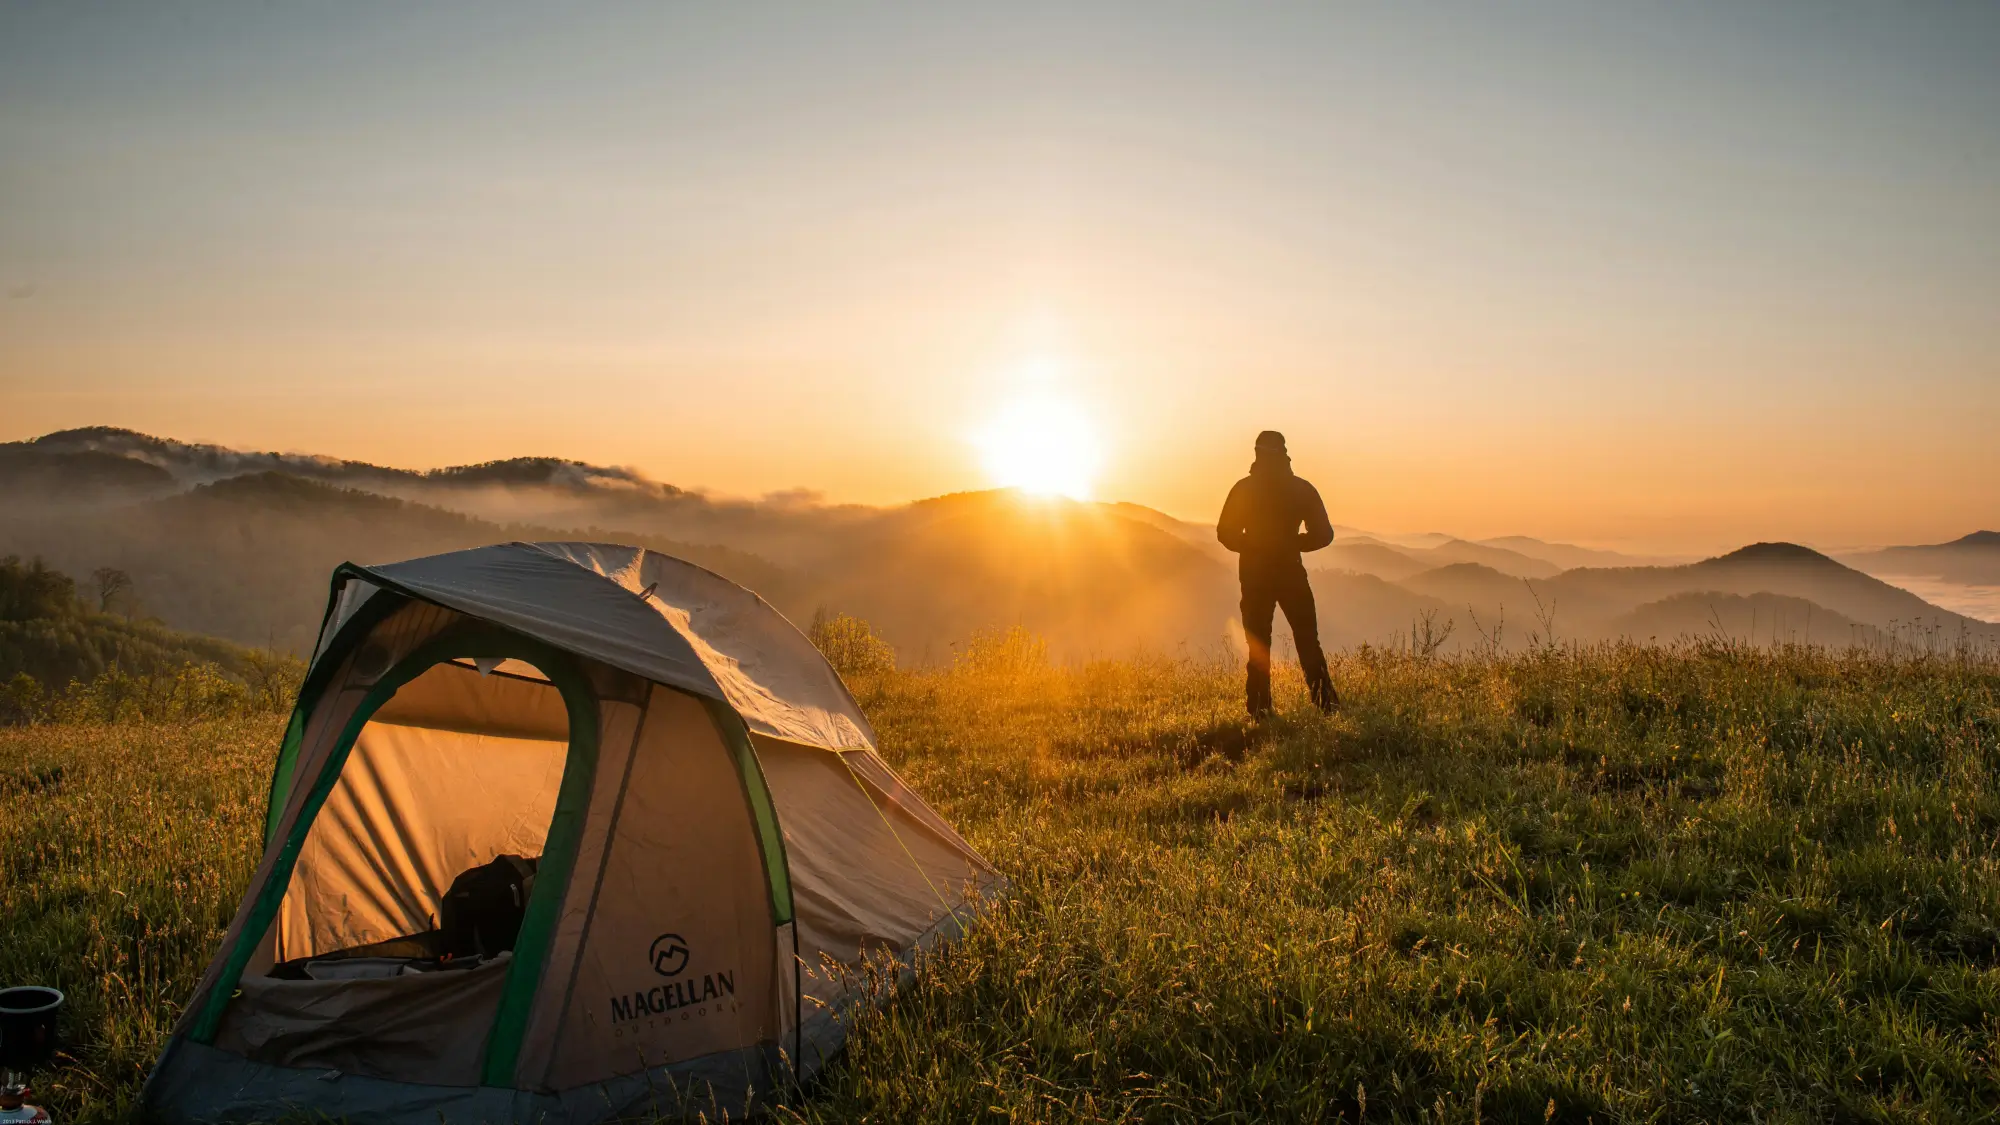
top-left (4, 428), bottom-right (1996, 663)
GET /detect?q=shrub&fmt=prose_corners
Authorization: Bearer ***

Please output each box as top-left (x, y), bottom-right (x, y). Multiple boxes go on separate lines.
top-left (954, 624), bottom-right (1050, 677)
top-left (808, 609), bottom-right (898, 678)
top-left (6, 656), bottom-right (304, 726)
top-left (48, 662), bottom-right (248, 724)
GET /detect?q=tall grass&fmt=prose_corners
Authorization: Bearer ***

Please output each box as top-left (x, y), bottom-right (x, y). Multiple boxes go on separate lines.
top-left (2, 641), bottom-right (1997, 1122)
top-left (0, 717), bottom-right (273, 1118)
top-left (791, 641), bottom-right (2000, 1123)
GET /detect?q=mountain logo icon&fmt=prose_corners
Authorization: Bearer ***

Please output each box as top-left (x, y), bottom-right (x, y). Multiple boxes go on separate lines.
top-left (649, 933), bottom-right (690, 978)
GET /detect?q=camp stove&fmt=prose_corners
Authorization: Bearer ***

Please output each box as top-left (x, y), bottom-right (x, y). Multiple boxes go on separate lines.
top-left (0, 987), bottom-right (63, 1125)
top-left (0, 1082), bottom-right (50, 1125)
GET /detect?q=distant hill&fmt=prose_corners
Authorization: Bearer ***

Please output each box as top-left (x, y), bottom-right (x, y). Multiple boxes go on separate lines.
top-left (5, 446), bottom-right (1241, 658)
top-left (1411, 539), bottom-right (1561, 579)
top-left (1400, 562), bottom-right (1532, 613)
top-left (1105, 502), bottom-right (1235, 564)
top-left (1476, 535), bottom-right (1667, 570)
top-left (1395, 544), bottom-right (1999, 647)
top-left (1558, 543), bottom-right (1982, 636)
top-left (0, 446), bottom-right (178, 506)
top-left (10, 426), bottom-right (425, 488)
top-left (803, 490), bottom-right (1237, 661)
top-left (1111, 510), bottom-right (1593, 581)
top-left (11, 426), bottom-right (701, 500)
top-left (5, 426), bottom-right (1993, 660)
top-left (1317, 541), bottom-right (1434, 582)
top-left (1606, 592), bottom-right (1869, 646)
top-left (1842, 531), bottom-right (2000, 586)
top-left (0, 472), bottom-right (799, 654)
top-left (1316, 537), bottom-right (1558, 581)
top-left (1307, 571), bottom-right (1454, 649)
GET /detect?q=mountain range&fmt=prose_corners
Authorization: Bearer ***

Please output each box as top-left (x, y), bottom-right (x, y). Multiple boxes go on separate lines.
top-left (3, 427), bottom-right (1994, 661)
top-left (1838, 532), bottom-right (2000, 586)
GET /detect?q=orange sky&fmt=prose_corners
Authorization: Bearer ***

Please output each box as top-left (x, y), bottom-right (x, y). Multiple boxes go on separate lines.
top-left (3, 4), bottom-right (1996, 553)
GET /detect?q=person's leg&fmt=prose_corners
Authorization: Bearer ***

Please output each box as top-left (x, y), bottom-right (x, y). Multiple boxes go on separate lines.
top-left (1240, 570), bottom-right (1278, 716)
top-left (1278, 567), bottom-right (1338, 712)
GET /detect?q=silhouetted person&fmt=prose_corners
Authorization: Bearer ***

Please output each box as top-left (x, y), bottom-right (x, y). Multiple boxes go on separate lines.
top-left (1217, 431), bottom-right (1337, 715)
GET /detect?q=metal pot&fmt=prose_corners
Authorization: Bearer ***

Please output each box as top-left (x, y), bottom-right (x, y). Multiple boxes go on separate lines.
top-left (0, 987), bottom-right (62, 1072)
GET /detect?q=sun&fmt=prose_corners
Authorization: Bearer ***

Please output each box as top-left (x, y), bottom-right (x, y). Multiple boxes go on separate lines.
top-left (976, 393), bottom-right (1103, 500)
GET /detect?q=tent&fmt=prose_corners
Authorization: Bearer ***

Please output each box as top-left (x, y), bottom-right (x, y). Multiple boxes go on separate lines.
top-left (144, 542), bottom-right (1001, 1123)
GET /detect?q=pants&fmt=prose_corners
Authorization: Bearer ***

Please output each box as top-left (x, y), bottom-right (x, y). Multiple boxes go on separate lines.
top-left (1241, 563), bottom-right (1337, 715)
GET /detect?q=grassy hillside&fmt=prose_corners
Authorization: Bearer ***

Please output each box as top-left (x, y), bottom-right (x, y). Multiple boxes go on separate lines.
top-left (0, 612), bottom-right (260, 695)
top-left (4, 642), bottom-right (1997, 1122)
top-left (0, 555), bottom-right (258, 689)
top-left (0, 554), bottom-right (302, 727)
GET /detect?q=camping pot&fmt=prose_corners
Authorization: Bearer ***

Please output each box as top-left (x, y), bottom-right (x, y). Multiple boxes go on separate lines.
top-left (0, 987), bottom-right (62, 1071)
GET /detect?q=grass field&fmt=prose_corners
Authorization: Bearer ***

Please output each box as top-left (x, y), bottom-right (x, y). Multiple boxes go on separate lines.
top-left (4, 642), bottom-right (1999, 1122)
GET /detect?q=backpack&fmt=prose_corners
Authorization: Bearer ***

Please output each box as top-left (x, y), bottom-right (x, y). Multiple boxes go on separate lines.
top-left (439, 853), bottom-right (539, 958)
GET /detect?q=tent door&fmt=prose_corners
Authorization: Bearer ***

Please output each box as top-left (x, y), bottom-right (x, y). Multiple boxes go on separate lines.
top-left (189, 625), bottom-right (601, 1089)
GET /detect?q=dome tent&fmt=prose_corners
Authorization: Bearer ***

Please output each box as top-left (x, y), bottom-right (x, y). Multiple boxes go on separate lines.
top-left (143, 542), bottom-right (1000, 1123)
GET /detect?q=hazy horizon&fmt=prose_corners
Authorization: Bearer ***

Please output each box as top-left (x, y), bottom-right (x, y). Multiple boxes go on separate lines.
top-left (4, 3), bottom-right (1996, 554)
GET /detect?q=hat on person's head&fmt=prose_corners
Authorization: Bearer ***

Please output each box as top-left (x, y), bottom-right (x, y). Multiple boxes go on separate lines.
top-left (1255, 430), bottom-right (1287, 454)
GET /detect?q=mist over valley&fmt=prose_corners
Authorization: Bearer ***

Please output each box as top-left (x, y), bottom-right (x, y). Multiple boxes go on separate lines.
top-left (6, 427), bottom-right (1994, 664)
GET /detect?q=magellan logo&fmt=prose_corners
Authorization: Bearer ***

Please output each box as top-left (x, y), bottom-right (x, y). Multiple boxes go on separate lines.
top-left (649, 933), bottom-right (689, 977)
top-left (609, 934), bottom-right (738, 1027)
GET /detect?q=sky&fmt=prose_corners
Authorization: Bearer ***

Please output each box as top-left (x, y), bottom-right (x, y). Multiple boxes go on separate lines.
top-left (2, 2), bottom-right (1996, 553)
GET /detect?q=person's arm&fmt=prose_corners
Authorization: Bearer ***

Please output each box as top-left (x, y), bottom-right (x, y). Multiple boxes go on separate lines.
top-left (1216, 481), bottom-right (1248, 553)
top-left (1296, 481), bottom-right (1334, 552)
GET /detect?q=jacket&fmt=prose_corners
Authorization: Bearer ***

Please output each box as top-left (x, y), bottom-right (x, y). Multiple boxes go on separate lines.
top-left (1216, 461), bottom-right (1334, 572)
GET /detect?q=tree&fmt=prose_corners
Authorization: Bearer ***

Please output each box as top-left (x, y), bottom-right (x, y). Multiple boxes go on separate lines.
top-left (0, 556), bottom-right (77, 621)
top-left (92, 567), bottom-right (133, 614)
top-left (1, 671), bottom-right (42, 724)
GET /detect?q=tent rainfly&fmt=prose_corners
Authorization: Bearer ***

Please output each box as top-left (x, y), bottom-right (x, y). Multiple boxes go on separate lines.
top-left (143, 542), bottom-right (1001, 1123)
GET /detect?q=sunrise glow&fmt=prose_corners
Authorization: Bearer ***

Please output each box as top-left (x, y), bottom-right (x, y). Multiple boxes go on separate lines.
top-left (977, 393), bottom-right (1103, 501)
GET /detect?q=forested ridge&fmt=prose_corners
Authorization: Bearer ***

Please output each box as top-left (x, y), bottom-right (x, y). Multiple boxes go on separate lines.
top-left (0, 555), bottom-right (292, 722)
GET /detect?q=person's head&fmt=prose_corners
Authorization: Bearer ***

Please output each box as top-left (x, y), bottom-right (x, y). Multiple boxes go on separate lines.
top-left (1250, 430), bottom-right (1291, 474)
